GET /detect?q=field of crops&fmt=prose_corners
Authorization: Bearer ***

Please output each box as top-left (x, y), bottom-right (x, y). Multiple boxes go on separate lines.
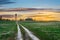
top-left (20, 21), bottom-right (60, 40)
top-left (0, 20), bottom-right (17, 40)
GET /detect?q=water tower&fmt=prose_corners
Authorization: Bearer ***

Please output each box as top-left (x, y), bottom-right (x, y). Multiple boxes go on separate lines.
top-left (15, 14), bottom-right (17, 21)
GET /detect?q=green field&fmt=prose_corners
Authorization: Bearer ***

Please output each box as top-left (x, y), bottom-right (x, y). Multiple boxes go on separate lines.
top-left (0, 20), bottom-right (17, 40)
top-left (0, 20), bottom-right (60, 40)
top-left (20, 21), bottom-right (60, 40)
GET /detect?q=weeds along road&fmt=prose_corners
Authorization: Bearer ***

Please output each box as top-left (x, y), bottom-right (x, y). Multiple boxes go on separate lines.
top-left (16, 21), bottom-right (40, 40)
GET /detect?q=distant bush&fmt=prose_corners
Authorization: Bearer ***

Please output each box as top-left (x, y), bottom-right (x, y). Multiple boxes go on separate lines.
top-left (25, 18), bottom-right (33, 21)
top-left (20, 19), bottom-right (24, 21)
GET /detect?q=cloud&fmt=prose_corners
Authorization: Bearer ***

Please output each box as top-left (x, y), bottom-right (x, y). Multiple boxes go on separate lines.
top-left (0, 0), bottom-right (15, 5)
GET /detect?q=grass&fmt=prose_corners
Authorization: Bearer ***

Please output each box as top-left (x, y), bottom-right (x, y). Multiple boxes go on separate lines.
top-left (0, 20), bottom-right (60, 40)
top-left (0, 20), bottom-right (17, 40)
top-left (19, 21), bottom-right (60, 40)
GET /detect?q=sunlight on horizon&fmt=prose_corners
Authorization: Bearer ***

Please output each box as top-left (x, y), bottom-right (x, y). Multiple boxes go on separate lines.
top-left (0, 10), bottom-right (60, 21)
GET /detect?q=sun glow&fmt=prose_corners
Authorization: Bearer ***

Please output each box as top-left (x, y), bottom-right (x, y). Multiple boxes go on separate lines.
top-left (0, 10), bottom-right (60, 21)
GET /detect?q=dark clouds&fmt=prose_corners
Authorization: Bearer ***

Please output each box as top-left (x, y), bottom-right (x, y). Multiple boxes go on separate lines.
top-left (0, 0), bottom-right (15, 5)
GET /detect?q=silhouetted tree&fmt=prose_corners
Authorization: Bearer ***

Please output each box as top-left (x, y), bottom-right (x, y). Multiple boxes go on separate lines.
top-left (25, 18), bottom-right (33, 21)
top-left (20, 19), bottom-right (24, 21)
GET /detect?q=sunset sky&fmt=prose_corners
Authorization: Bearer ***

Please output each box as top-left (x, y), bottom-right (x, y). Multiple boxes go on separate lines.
top-left (0, 11), bottom-right (60, 21)
top-left (0, 0), bottom-right (60, 21)
top-left (0, 0), bottom-right (60, 9)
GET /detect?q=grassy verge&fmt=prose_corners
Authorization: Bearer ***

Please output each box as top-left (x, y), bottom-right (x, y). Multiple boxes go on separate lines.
top-left (0, 20), bottom-right (17, 40)
top-left (19, 21), bottom-right (60, 40)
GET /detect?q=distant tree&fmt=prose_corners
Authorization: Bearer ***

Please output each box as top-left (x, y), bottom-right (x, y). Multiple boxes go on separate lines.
top-left (20, 19), bottom-right (24, 21)
top-left (25, 18), bottom-right (33, 21)
top-left (0, 16), bottom-right (2, 20)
